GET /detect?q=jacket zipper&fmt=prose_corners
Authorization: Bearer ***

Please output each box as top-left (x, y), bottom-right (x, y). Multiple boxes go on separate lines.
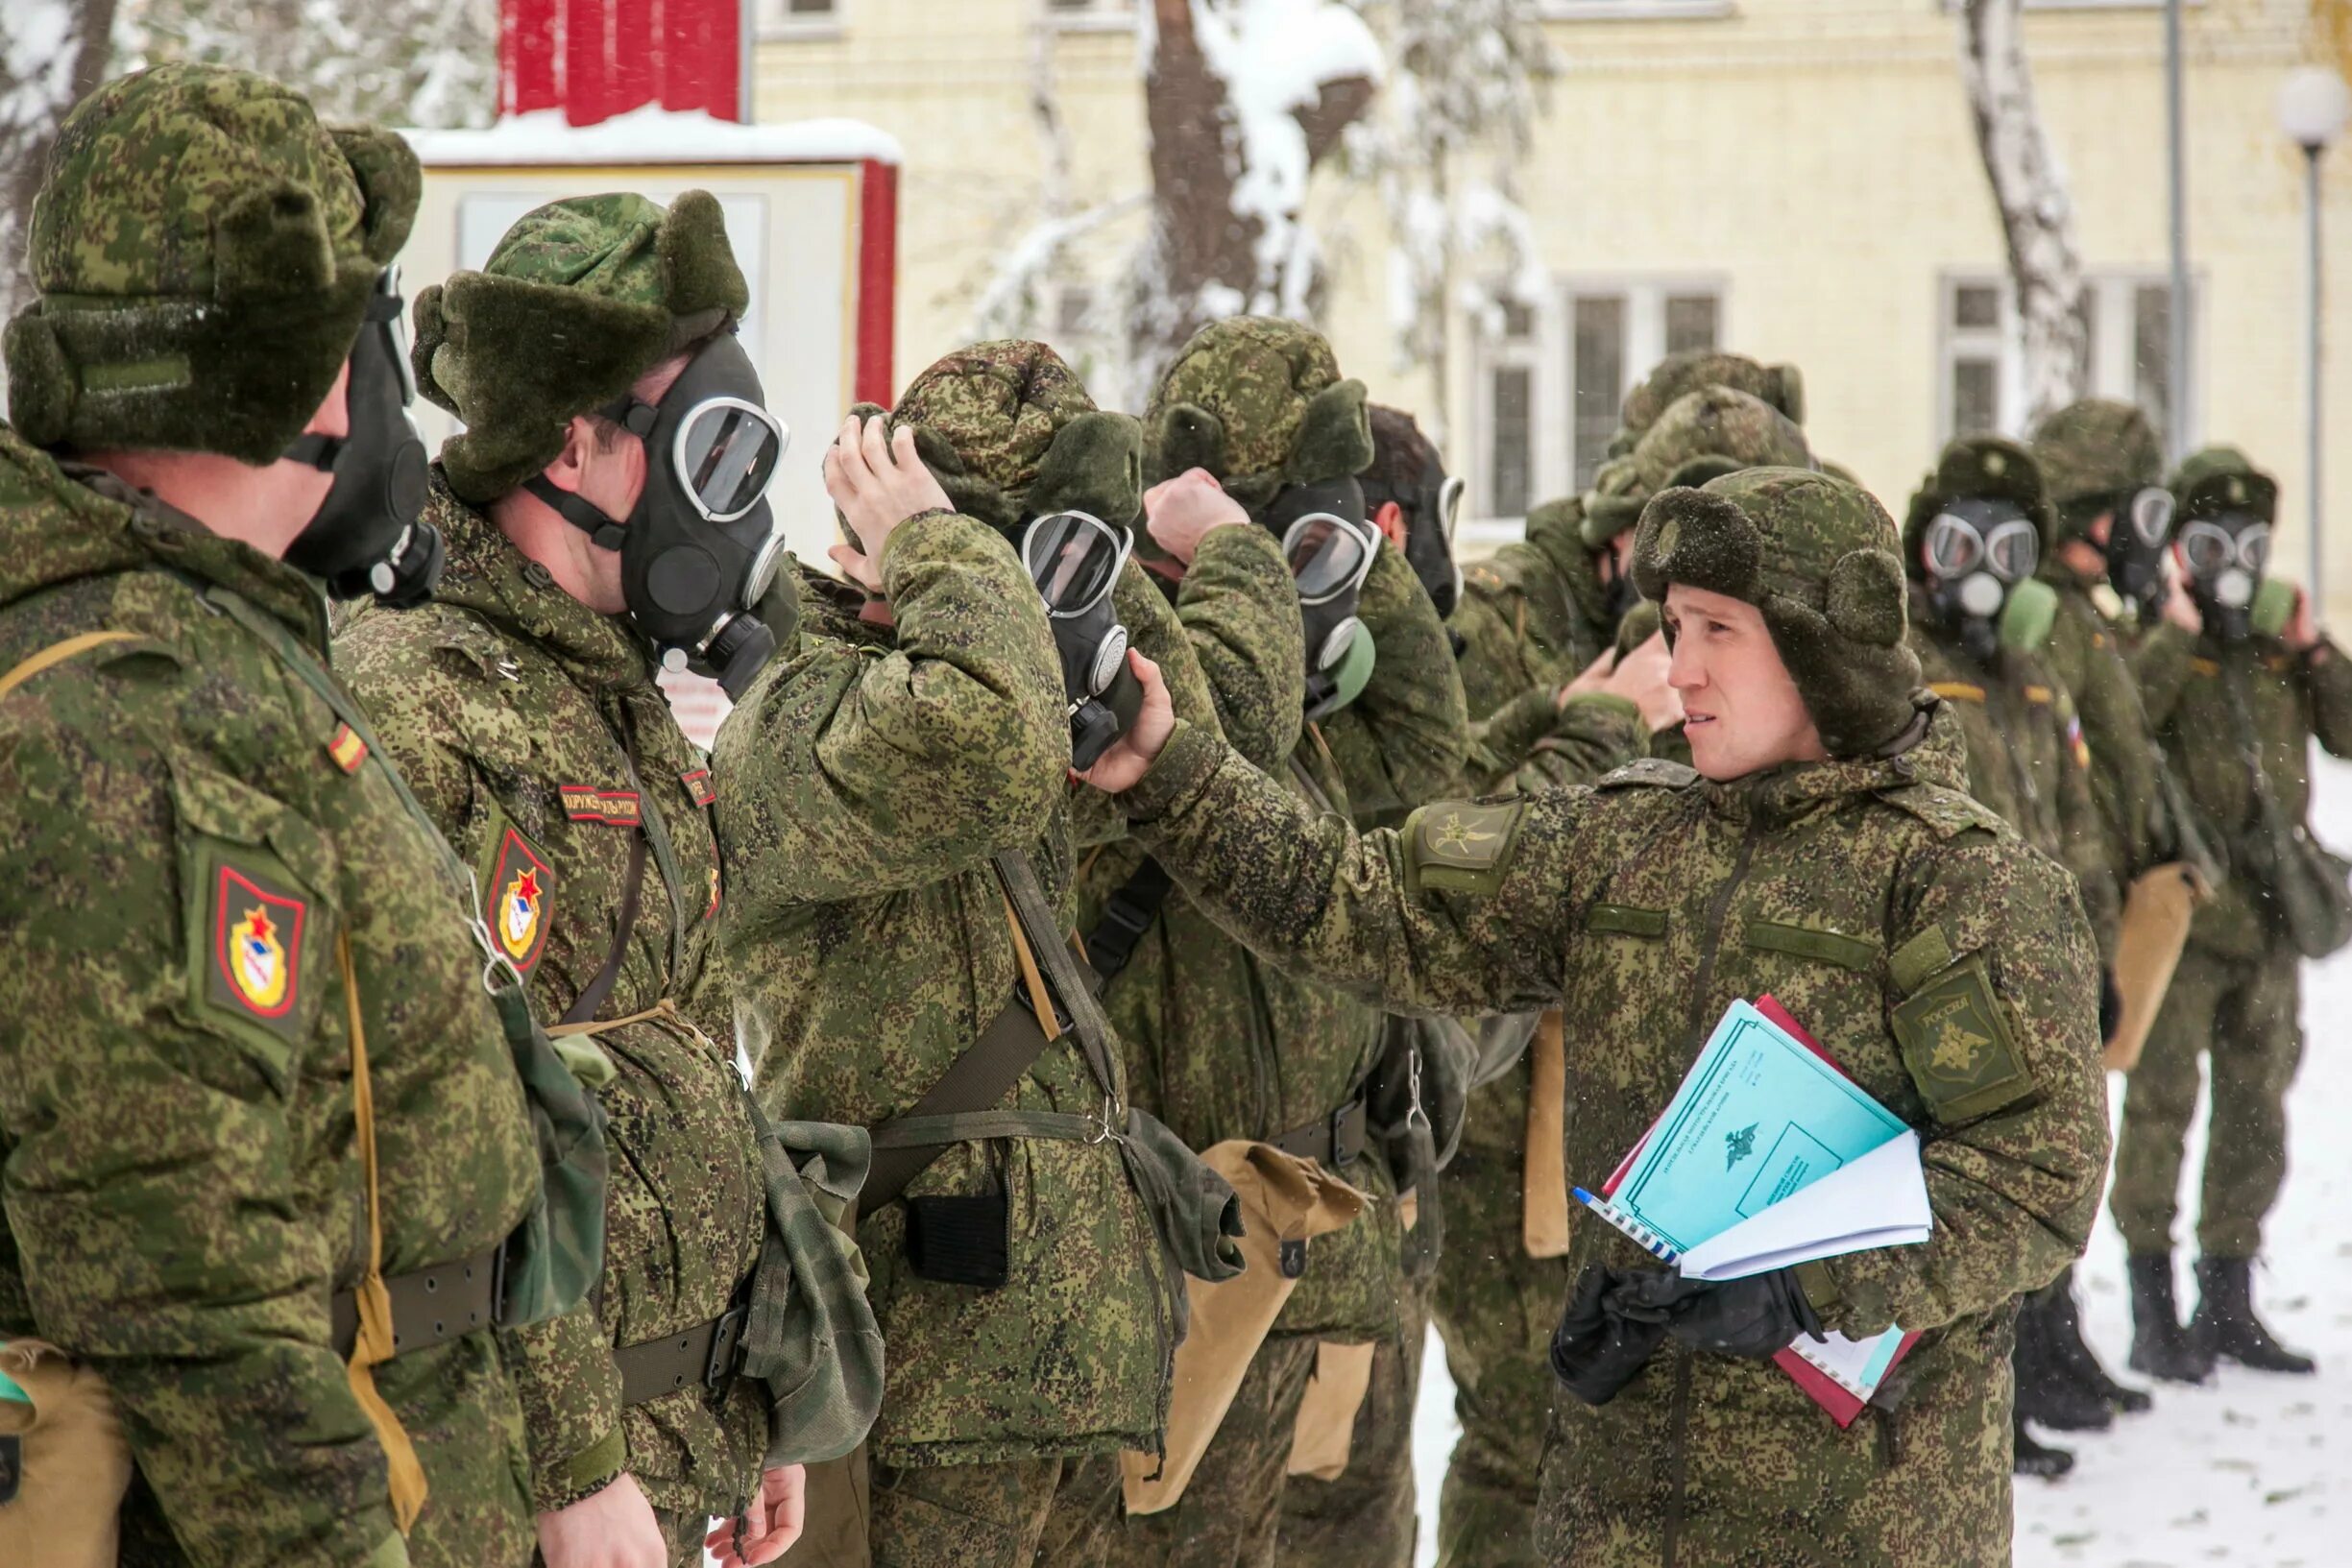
top-left (1664, 813), bottom-right (1764, 1567)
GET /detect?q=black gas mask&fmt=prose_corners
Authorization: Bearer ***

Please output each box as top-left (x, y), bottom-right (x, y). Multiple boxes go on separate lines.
top-left (1021, 509), bottom-right (1142, 769)
top-left (1402, 470), bottom-right (1467, 620)
top-left (281, 266), bottom-right (441, 606)
top-left (1268, 477), bottom-right (1381, 719)
top-left (524, 335), bottom-right (789, 698)
top-left (2102, 486), bottom-right (2178, 623)
top-left (1923, 496), bottom-right (2057, 663)
top-left (2178, 512), bottom-right (2271, 644)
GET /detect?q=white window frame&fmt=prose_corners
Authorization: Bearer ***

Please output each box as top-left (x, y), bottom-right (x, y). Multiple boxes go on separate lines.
top-left (1464, 274), bottom-right (1731, 540)
top-left (758, 0), bottom-right (846, 41)
top-left (1039, 0), bottom-right (1138, 32)
top-left (1538, 1), bottom-right (1736, 19)
top-left (1934, 269), bottom-right (2200, 448)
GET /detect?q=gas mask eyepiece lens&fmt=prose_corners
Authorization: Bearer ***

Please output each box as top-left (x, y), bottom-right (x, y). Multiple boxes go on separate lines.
top-left (675, 398), bottom-right (784, 522)
top-left (1282, 511), bottom-right (1380, 605)
top-left (1925, 513), bottom-right (1985, 580)
top-left (1023, 509), bottom-right (1128, 620)
top-left (2128, 487), bottom-right (2175, 548)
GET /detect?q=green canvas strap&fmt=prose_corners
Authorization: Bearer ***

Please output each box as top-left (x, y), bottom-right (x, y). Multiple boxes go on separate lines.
top-left (992, 849), bottom-right (1123, 1103)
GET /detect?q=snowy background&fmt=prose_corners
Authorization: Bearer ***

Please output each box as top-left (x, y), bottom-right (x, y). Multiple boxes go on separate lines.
top-left (1406, 753), bottom-right (2352, 1568)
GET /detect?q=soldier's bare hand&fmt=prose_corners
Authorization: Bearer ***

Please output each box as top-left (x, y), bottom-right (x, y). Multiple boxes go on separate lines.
top-left (1076, 649), bottom-right (1176, 793)
top-left (824, 416), bottom-right (952, 591)
top-left (706, 1464), bottom-right (806, 1566)
top-left (1145, 469), bottom-right (1251, 567)
top-left (536, 1472), bottom-right (667, 1568)
top-left (1602, 633), bottom-right (1683, 734)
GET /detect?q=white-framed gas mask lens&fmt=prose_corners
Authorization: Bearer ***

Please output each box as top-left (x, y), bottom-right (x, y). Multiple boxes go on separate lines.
top-left (2128, 487), bottom-right (2175, 547)
top-left (1022, 510), bottom-right (1130, 618)
top-left (1926, 512), bottom-right (2037, 583)
top-left (744, 527), bottom-right (790, 610)
top-left (2179, 519), bottom-right (2268, 578)
top-left (674, 398), bottom-right (786, 523)
top-left (1284, 511), bottom-right (1381, 605)
top-left (1437, 474), bottom-right (1467, 544)
top-left (381, 264), bottom-right (418, 407)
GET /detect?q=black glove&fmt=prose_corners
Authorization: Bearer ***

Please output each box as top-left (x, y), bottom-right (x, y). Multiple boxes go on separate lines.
top-left (2098, 967), bottom-right (2123, 1046)
top-left (1549, 1265), bottom-right (1674, 1406)
top-left (1620, 1266), bottom-right (1828, 1360)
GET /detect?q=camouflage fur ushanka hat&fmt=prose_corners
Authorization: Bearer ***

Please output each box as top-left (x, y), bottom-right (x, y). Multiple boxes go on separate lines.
top-left (1582, 385), bottom-right (1814, 548)
top-left (1612, 350), bottom-right (1806, 457)
top-left (410, 189), bottom-right (749, 504)
top-left (869, 339), bottom-right (1141, 538)
top-left (6, 63), bottom-right (421, 463)
top-left (2170, 446), bottom-right (2278, 526)
top-left (1143, 316), bottom-right (1374, 517)
top-left (1633, 467), bottom-right (1921, 759)
top-left (2030, 398), bottom-right (2165, 535)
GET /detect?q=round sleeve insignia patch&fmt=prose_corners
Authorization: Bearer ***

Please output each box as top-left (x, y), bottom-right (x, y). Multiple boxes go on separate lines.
top-left (212, 864), bottom-right (306, 1021)
top-left (488, 826), bottom-right (554, 974)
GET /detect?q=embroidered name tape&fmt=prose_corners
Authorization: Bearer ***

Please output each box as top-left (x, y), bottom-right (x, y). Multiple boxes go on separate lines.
top-left (560, 785), bottom-right (643, 828)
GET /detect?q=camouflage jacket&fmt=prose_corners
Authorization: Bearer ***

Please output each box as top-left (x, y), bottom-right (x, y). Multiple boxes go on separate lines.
top-left (1449, 495), bottom-right (1646, 793)
top-left (713, 513), bottom-right (1175, 1467)
top-left (2041, 572), bottom-right (2165, 881)
top-left (2137, 624), bottom-right (2352, 958)
top-left (1080, 534), bottom-right (1467, 1340)
top-left (1117, 697), bottom-right (2107, 1567)
top-left (0, 429), bottom-right (544, 1568)
top-left (337, 482), bottom-right (766, 1518)
top-left (1908, 618), bottom-right (2122, 959)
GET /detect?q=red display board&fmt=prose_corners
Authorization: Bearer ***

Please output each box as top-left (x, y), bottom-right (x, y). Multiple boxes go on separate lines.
top-left (501, 0), bottom-right (748, 126)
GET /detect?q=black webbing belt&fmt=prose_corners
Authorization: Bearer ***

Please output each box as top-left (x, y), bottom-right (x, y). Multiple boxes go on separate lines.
top-left (1267, 1094), bottom-right (1369, 1170)
top-left (1085, 857), bottom-right (1175, 987)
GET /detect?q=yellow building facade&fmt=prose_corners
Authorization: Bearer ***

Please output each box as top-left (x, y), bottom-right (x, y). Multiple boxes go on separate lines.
top-left (755, 0), bottom-right (2349, 608)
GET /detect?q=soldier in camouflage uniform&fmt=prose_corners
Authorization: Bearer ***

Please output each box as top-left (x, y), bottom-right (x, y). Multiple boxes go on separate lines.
top-left (2114, 447), bottom-right (2352, 1381)
top-left (713, 340), bottom-right (1213, 1568)
top-left (1082, 465), bottom-right (2110, 1567)
top-left (2023, 399), bottom-right (2198, 1418)
top-left (337, 193), bottom-right (870, 1566)
top-left (1426, 384), bottom-right (1808, 1568)
top-left (1899, 435), bottom-right (2123, 1474)
top-left (1078, 321), bottom-right (1467, 1567)
top-left (0, 65), bottom-right (552, 1567)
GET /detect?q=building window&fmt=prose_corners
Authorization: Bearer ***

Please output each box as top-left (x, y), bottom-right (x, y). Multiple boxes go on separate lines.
top-left (1467, 277), bottom-right (1726, 529)
top-left (1042, 0), bottom-right (1136, 27)
top-left (1936, 272), bottom-right (2196, 454)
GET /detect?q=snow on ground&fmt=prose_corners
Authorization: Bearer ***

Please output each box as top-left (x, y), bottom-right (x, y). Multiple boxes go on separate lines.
top-left (1410, 751), bottom-right (2352, 1567)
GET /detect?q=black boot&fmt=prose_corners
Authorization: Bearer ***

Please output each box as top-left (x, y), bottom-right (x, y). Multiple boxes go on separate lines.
top-left (2014, 1285), bottom-right (2114, 1431)
top-left (2044, 1265), bottom-right (2152, 1414)
top-left (2191, 1256), bottom-right (2316, 1375)
top-left (2012, 1411), bottom-right (2074, 1480)
top-left (2126, 1253), bottom-right (2213, 1384)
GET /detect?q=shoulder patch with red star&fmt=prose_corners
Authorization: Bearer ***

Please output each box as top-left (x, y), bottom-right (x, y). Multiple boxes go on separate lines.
top-left (207, 861), bottom-right (308, 1030)
top-left (486, 826), bottom-right (554, 974)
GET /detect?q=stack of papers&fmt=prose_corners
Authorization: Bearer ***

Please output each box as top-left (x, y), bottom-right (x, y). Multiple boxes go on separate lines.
top-left (1573, 997), bottom-right (1931, 1420)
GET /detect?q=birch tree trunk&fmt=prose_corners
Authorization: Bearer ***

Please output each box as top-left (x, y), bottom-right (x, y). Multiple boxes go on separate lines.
top-left (1, 0), bottom-right (118, 331)
top-left (1957, 0), bottom-right (2088, 429)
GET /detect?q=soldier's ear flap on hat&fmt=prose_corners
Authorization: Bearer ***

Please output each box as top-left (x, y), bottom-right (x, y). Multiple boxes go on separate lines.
top-left (1028, 410), bottom-right (1145, 524)
top-left (1630, 487), bottom-right (1762, 604)
top-left (656, 190), bottom-right (751, 333)
top-left (2, 315), bottom-right (74, 449)
top-left (1285, 378), bottom-right (1375, 486)
top-left (1152, 401), bottom-right (1226, 484)
top-left (327, 126), bottom-right (422, 265)
top-left (1769, 364), bottom-right (1805, 426)
top-left (409, 284), bottom-right (459, 415)
top-left (1825, 550), bottom-right (1907, 648)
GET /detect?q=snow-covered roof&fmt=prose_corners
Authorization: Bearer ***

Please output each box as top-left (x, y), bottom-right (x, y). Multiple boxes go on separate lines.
top-left (401, 105), bottom-right (902, 168)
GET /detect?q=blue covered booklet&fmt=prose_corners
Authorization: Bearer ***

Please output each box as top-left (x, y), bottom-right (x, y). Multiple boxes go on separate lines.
top-left (1575, 999), bottom-right (1910, 1262)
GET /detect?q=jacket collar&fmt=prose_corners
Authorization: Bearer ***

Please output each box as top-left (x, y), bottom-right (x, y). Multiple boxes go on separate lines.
top-left (1701, 694), bottom-right (1962, 827)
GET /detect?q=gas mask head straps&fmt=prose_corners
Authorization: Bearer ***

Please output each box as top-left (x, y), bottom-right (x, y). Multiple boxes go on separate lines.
top-left (522, 334), bottom-right (789, 696)
top-left (281, 266), bottom-right (441, 606)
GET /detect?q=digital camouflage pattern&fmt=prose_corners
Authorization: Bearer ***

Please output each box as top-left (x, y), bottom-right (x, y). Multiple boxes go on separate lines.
top-left (2111, 621), bottom-right (2352, 1258)
top-left (1579, 386), bottom-right (1813, 548)
top-left (1113, 693), bottom-right (2107, 1567)
top-left (2030, 398), bottom-right (2166, 523)
top-left (1146, 317), bottom-right (1346, 485)
top-left (1905, 615), bottom-right (2121, 957)
top-left (865, 1450), bottom-right (1124, 1567)
top-left (1612, 351), bottom-right (1805, 456)
top-left (892, 341), bottom-right (1106, 509)
top-left (0, 430), bottom-right (545, 1568)
top-left (1276, 1287), bottom-right (1427, 1568)
top-left (4, 62), bottom-right (418, 465)
top-left (338, 482), bottom-right (769, 1528)
top-left (713, 513), bottom-right (1176, 1473)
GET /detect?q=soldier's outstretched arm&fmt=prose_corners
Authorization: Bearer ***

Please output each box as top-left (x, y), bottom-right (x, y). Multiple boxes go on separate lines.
top-left (1315, 543), bottom-right (1471, 817)
top-left (1071, 558), bottom-right (1223, 849)
top-left (1174, 523), bottom-right (1306, 770)
top-left (720, 512), bottom-right (1069, 904)
top-left (1109, 707), bottom-right (1585, 1018)
top-left (0, 694), bottom-right (408, 1565)
top-left (1805, 836), bottom-right (2108, 1340)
